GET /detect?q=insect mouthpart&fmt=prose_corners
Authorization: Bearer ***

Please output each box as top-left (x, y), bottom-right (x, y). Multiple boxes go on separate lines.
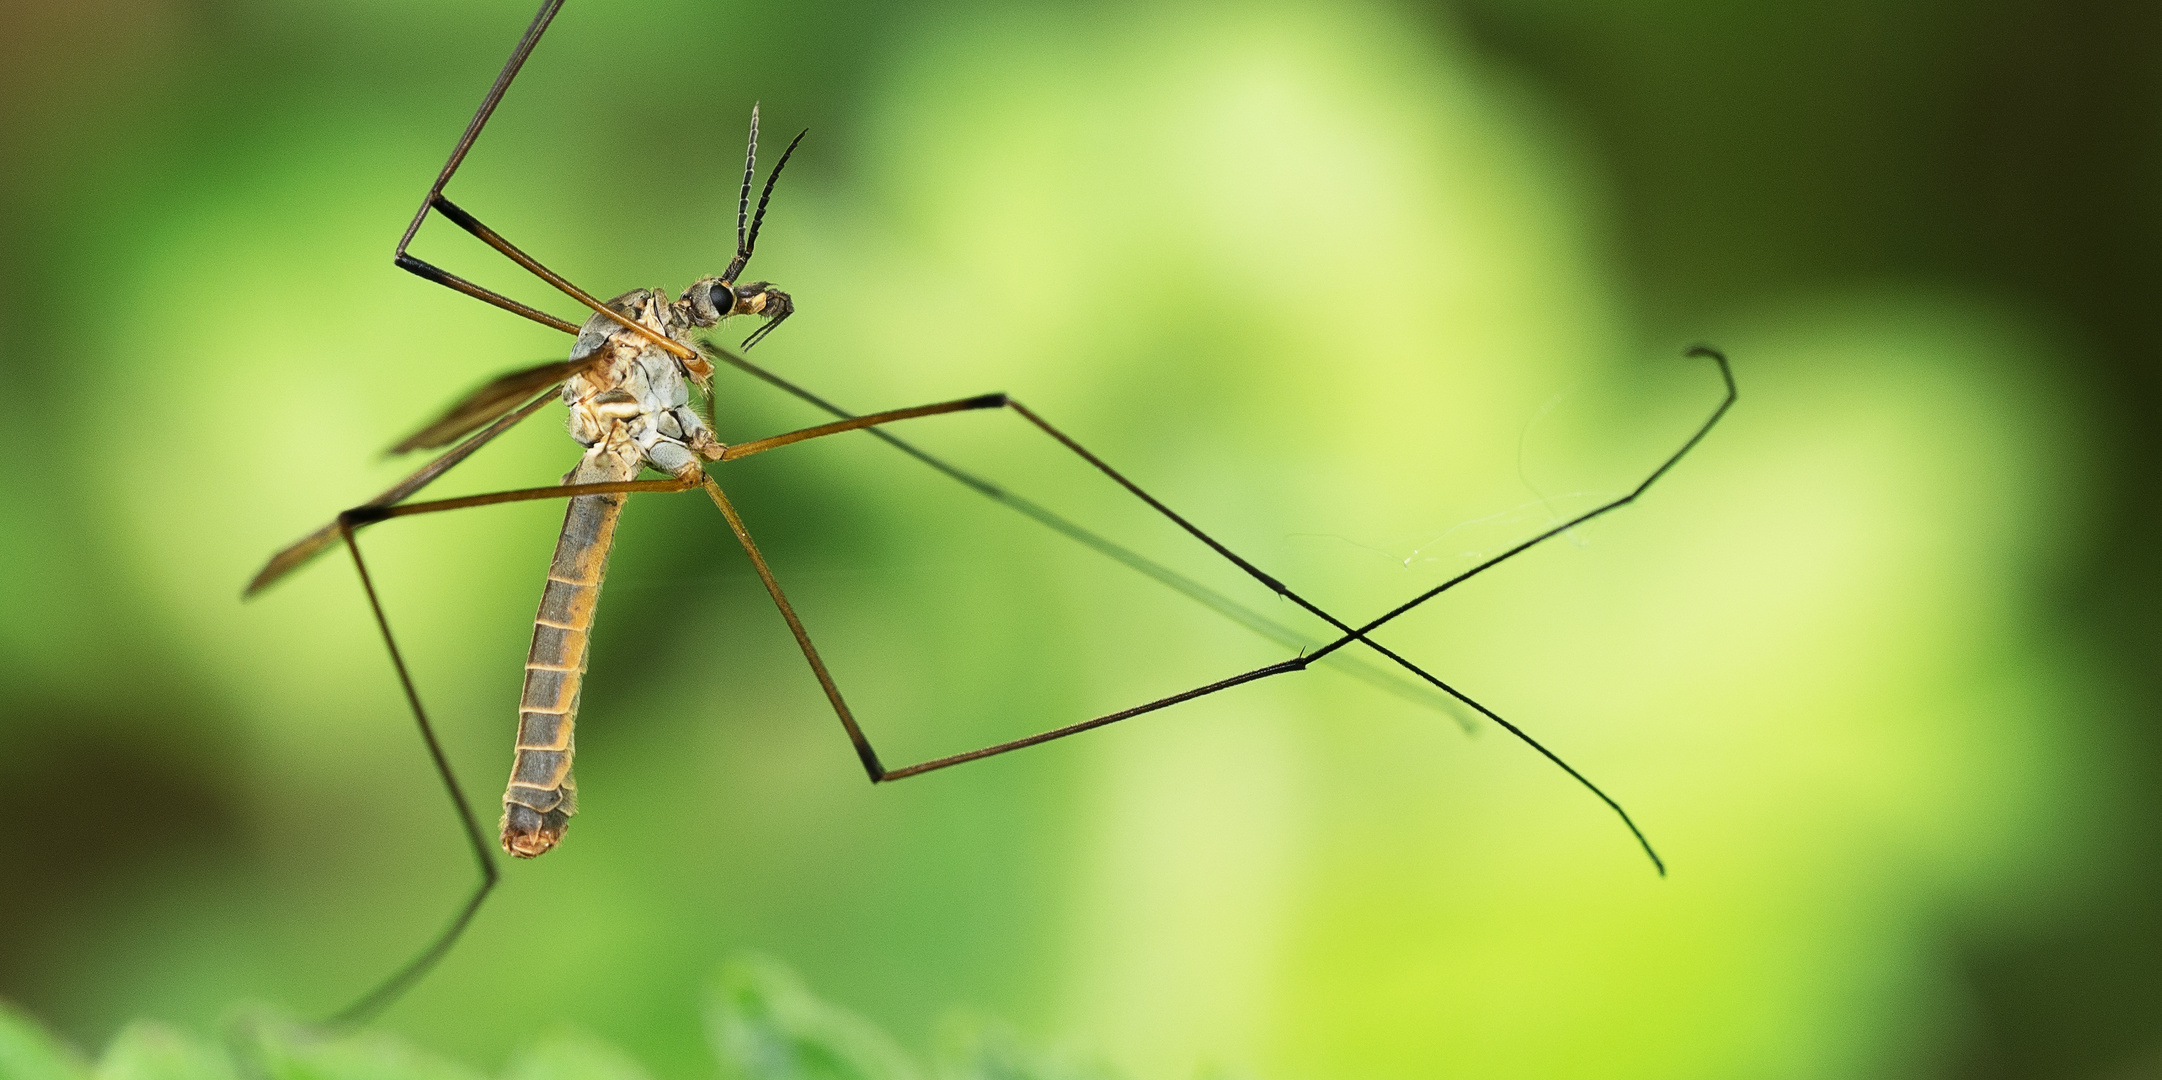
top-left (734, 283), bottom-right (794, 349)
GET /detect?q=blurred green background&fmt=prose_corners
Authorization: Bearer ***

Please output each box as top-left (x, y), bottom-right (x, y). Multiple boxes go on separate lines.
top-left (0, 0), bottom-right (2151, 1076)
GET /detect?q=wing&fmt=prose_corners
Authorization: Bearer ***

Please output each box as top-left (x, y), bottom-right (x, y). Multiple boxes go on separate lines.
top-left (247, 386), bottom-right (564, 597)
top-left (388, 357), bottom-right (594, 454)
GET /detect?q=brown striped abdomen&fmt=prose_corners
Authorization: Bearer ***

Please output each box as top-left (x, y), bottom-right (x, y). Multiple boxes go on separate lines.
top-left (501, 450), bottom-right (637, 858)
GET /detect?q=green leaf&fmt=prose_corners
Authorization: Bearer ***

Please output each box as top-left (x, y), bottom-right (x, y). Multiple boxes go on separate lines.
top-left (933, 1017), bottom-right (1122, 1080)
top-left (502, 1032), bottom-right (655, 1080)
top-left (6, 960), bottom-right (1116, 1080)
top-left (93, 1023), bottom-right (234, 1080)
top-left (218, 1014), bottom-right (484, 1080)
top-left (706, 958), bottom-right (919, 1080)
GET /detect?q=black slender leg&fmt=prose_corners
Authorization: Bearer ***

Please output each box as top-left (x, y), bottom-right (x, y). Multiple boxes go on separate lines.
top-left (326, 522), bottom-right (499, 1027)
top-left (699, 349), bottom-right (1737, 875)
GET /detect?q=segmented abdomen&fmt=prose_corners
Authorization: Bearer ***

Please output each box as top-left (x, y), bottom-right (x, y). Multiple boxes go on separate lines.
top-left (501, 450), bottom-right (638, 858)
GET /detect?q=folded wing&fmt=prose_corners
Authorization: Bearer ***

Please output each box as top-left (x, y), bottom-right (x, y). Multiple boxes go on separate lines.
top-left (388, 357), bottom-right (594, 454)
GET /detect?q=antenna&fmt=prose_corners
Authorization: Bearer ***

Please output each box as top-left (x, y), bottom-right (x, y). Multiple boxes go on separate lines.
top-left (735, 104), bottom-right (760, 258)
top-left (725, 110), bottom-right (806, 283)
top-left (744, 129), bottom-right (807, 265)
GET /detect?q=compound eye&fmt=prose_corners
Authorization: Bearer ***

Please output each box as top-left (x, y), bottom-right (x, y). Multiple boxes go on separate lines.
top-left (686, 279), bottom-right (727, 326)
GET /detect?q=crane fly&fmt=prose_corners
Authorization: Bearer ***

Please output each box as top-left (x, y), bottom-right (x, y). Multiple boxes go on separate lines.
top-left (246, 0), bottom-right (1737, 1027)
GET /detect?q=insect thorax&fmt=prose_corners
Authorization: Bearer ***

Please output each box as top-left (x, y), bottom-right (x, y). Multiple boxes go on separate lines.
top-left (563, 288), bottom-right (723, 479)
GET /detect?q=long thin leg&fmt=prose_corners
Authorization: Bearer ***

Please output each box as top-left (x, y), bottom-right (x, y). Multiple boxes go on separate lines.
top-left (422, 195), bottom-right (697, 362)
top-left (708, 355), bottom-right (1734, 872)
top-left (392, 252), bottom-right (579, 336)
top-left (386, 0), bottom-right (693, 361)
top-left (717, 394), bottom-right (1011, 460)
top-left (707, 347), bottom-right (1473, 727)
top-left (393, 0), bottom-right (563, 257)
top-left (327, 522), bottom-right (497, 1028)
top-left (1253, 346), bottom-right (1736, 869)
top-left (389, 0), bottom-right (583, 338)
top-left (349, 473), bottom-right (699, 526)
top-left (700, 476), bottom-right (1602, 870)
top-left (701, 477), bottom-right (1309, 780)
top-left (308, 468), bottom-right (707, 1023)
